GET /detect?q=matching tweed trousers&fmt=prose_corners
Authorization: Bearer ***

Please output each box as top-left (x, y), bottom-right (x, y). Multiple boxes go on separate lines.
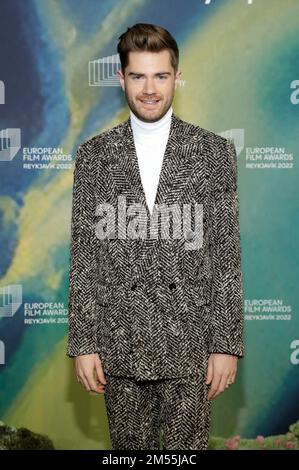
top-left (104, 372), bottom-right (212, 450)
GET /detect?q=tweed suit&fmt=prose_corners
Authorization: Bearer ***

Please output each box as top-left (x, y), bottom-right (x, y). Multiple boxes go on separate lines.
top-left (103, 372), bottom-right (212, 450)
top-left (66, 112), bottom-right (244, 449)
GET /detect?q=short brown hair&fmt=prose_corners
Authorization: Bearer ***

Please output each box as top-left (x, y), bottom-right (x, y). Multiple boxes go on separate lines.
top-left (117, 23), bottom-right (179, 73)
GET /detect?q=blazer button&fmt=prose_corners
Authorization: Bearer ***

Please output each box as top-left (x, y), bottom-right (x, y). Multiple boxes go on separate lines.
top-left (186, 230), bottom-right (195, 241)
top-left (169, 282), bottom-right (176, 290)
top-left (131, 282), bottom-right (138, 291)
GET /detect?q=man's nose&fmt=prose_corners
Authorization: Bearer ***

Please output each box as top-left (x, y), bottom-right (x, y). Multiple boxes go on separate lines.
top-left (142, 78), bottom-right (156, 95)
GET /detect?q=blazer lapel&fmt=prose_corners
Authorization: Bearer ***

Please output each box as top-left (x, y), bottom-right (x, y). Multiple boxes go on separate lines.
top-left (107, 111), bottom-right (207, 281)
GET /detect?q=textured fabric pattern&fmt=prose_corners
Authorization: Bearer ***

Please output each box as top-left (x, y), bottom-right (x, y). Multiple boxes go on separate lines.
top-left (104, 372), bottom-right (211, 450)
top-left (66, 112), bottom-right (245, 381)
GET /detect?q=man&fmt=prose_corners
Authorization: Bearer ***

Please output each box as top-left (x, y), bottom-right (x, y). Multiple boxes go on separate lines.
top-left (66, 23), bottom-right (245, 450)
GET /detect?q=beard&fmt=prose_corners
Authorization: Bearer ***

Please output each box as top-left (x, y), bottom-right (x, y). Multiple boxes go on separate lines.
top-left (124, 89), bottom-right (173, 123)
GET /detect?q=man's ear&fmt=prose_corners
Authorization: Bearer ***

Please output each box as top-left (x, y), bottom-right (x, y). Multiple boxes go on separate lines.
top-left (174, 69), bottom-right (182, 90)
top-left (117, 69), bottom-right (125, 92)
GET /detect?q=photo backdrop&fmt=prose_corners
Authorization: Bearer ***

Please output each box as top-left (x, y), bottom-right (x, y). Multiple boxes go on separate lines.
top-left (0, 0), bottom-right (298, 450)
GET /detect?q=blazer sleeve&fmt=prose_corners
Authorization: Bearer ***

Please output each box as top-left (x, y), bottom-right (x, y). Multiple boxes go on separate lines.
top-left (66, 144), bottom-right (99, 357)
top-left (209, 137), bottom-right (245, 358)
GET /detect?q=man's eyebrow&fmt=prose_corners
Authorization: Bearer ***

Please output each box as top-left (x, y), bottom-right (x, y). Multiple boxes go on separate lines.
top-left (127, 71), bottom-right (172, 77)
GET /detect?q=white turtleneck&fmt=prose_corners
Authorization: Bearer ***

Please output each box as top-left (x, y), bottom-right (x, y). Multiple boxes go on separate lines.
top-left (130, 106), bottom-right (173, 215)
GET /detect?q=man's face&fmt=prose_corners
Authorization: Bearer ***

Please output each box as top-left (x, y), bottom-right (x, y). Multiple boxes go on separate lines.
top-left (118, 50), bottom-right (181, 123)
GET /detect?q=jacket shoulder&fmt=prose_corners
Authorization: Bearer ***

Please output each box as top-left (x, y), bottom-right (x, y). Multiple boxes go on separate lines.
top-left (178, 118), bottom-right (236, 185)
top-left (74, 120), bottom-right (127, 163)
top-left (179, 117), bottom-right (230, 150)
top-left (179, 114), bottom-right (232, 151)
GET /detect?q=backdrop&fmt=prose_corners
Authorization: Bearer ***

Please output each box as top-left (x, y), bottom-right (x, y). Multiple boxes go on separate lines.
top-left (0, 0), bottom-right (298, 450)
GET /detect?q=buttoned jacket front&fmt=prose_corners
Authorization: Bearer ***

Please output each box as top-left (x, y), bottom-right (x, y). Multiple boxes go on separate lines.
top-left (66, 112), bottom-right (245, 381)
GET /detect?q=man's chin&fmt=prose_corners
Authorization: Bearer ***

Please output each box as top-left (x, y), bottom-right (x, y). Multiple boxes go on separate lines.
top-left (133, 104), bottom-right (169, 123)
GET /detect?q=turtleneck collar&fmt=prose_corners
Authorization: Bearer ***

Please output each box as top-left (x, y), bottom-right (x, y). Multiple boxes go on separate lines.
top-left (130, 106), bottom-right (173, 139)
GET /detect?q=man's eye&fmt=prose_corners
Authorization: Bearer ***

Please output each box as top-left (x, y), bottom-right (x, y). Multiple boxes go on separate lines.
top-left (158, 76), bottom-right (167, 80)
top-left (133, 76), bottom-right (141, 80)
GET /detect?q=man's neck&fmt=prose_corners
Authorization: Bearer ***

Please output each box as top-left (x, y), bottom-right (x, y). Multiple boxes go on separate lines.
top-left (130, 106), bottom-right (173, 139)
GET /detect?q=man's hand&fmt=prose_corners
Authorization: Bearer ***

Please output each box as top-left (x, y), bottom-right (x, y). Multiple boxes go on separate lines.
top-left (74, 353), bottom-right (107, 394)
top-left (205, 353), bottom-right (238, 400)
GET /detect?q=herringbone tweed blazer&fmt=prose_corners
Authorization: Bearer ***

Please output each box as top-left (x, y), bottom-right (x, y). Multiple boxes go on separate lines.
top-left (66, 112), bottom-right (245, 381)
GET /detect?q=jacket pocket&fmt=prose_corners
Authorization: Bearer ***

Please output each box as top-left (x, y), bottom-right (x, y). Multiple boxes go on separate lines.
top-left (96, 284), bottom-right (113, 306)
top-left (184, 281), bottom-right (212, 306)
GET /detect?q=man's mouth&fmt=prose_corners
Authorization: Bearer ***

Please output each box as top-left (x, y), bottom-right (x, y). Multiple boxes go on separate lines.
top-left (140, 99), bottom-right (160, 105)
